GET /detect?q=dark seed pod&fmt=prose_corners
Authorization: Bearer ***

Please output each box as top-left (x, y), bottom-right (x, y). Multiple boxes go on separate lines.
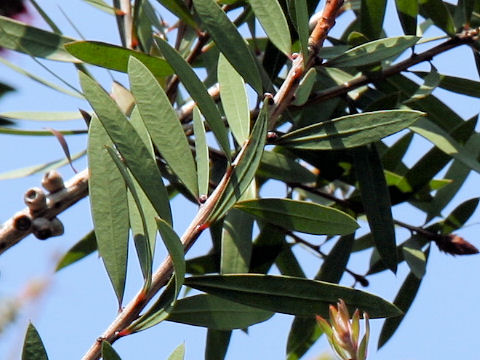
top-left (42, 170), bottom-right (65, 193)
top-left (32, 218), bottom-right (52, 240)
top-left (24, 187), bottom-right (47, 212)
top-left (49, 218), bottom-right (64, 237)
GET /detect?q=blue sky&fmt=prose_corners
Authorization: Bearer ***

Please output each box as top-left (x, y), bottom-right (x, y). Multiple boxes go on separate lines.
top-left (1, 1), bottom-right (480, 359)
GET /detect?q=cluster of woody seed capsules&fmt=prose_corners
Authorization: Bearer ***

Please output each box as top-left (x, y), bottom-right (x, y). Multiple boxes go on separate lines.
top-left (13, 170), bottom-right (65, 240)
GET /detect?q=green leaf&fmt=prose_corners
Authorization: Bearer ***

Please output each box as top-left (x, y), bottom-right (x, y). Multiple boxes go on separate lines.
top-left (325, 36), bottom-right (420, 67)
top-left (184, 274), bottom-right (402, 318)
top-left (276, 110), bottom-right (424, 150)
top-left (287, 317), bottom-right (324, 360)
top-left (0, 111), bottom-right (82, 121)
top-left (0, 150), bottom-right (86, 180)
top-left (378, 271), bottom-right (422, 348)
top-left (22, 323), bottom-right (48, 360)
top-left (88, 117), bottom-right (129, 304)
top-left (80, 72), bottom-right (172, 225)
top-left (155, 37), bottom-right (231, 159)
top-left (414, 71), bottom-right (480, 98)
top-left (156, 217), bottom-right (186, 300)
top-left (128, 57), bottom-right (199, 198)
top-left (427, 134), bottom-right (480, 220)
top-left (294, 0), bottom-right (310, 62)
top-left (395, 0), bottom-right (418, 35)
top-left (292, 68), bottom-right (317, 106)
top-left (0, 57), bottom-right (82, 98)
top-left (65, 41), bottom-right (173, 76)
top-left (235, 198), bottom-right (359, 235)
top-left (205, 330), bottom-right (230, 360)
top-left (404, 66), bottom-right (441, 103)
top-left (221, 208), bottom-right (253, 274)
top-left (286, 235), bottom-right (354, 360)
top-left (56, 230), bottom-right (97, 271)
top-left (419, 0), bottom-right (456, 35)
top-left (192, 0), bottom-right (262, 93)
top-left (128, 107), bottom-right (158, 256)
top-left (218, 53), bottom-right (250, 144)
top-left (167, 343), bottom-right (185, 360)
top-left (257, 151), bottom-right (317, 184)
top-left (208, 102), bottom-right (269, 222)
top-left (155, 0), bottom-right (198, 29)
top-left (402, 244), bottom-right (427, 279)
top-left (167, 294), bottom-right (273, 329)
top-left (249, 0), bottom-right (291, 56)
top-left (0, 16), bottom-right (78, 61)
top-left (105, 146), bottom-right (153, 283)
top-left (410, 117), bottom-right (480, 174)
top-left (193, 107), bottom-right (210, 196)
top-left (353, 145), bottom-right (397, 273)
top-left (101, 342), bottom-right (122, 360)
top-left (360, 0), bottom-right (387, 39)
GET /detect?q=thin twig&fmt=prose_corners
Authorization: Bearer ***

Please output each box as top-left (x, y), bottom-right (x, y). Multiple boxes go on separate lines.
top-left (0, 169), bottom-right (89, 255)
top-left (285, 230), bottom-right (369, 287)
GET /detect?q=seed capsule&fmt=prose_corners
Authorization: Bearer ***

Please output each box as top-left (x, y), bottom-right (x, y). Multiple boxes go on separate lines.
top-left (42, 170), bottom-right (65, 193)
top-left (24, 187), bottom-right (47, 212)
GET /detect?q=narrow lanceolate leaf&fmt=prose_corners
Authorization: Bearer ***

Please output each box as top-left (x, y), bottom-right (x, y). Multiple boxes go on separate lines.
top-left (65, 41), bottom-right (173, 76)
top-left (410, 117), bottom-right (480, 174)
top-left (156, 217), bottom-right (186, 300)
top-left (325, 36), bottom-right (420, 67)
top-left (167, 294), bottom-right (273, 329)
top-left (0, 111), bottom-right (82, 121)
top-left (405, 66), bottom-right (440, 103)
top-left (249, 0), bottom-right (291, 56)
top-left (192, 0), bottom-right (262, 93)
top-left (292, 68), bottom-right (317, 106)
top-left (22, 323), bottom-right (48, 360)
top-left (276, 110), bottom-right (424, 150)
top-left (0, 150), bottom-right (85, 180)
top-left (0, 16), bottom-right (78, 61)
top-left (156, 0), bottom-right (198, 29)
top-left (221, 208), bottom-right (254, 274)
top-left (294, 0), bottom-right (310, 62)
top-left (167, 343), bottom-right (185, 360)
top-left (184, 274), bottom-right (402, 318)
top-left (155, 38), bottom-right (231, 159)
top-left (360, 0), bottom-right (387, 39)
top-left (206, 330), bottom-right (231, 360)
top-left (128, 107), bottom-right (158, 256)
top-left (0, 57), bottom-right (82, 98)
top-left (378, 271), bottom-right (423, 348)
top-left (56, 230), bottom-right (97, 271)
top-left (418, 0), bottom-right (456, 35)
top-left (80, 72), bottom-right (172, 224)
top-left (128, 57), bottom-right (198, 198)
top-left (353, 145), bottom-right (397, 273)
top-left (218, 53), bottom-right (250, 144)
top-left (258, 151), bottom-right (317, 184)
top-left (414, 72), bottom-right (480, 98)
top-left (395, 0), bottom-right (418, 35)
top-left (235, 199), bottom-right (359, 235)
top-left (88, 117), bottom-right (129, 304)
top-left (286, 235), bottom-right (354, 360)
top-left (101, 341), bottom-right (122, 360)
top-left (208, 102), bottom-right (269, 222)
top-left (105, 146), bottom-right (153, 283)
top-left (193, 107), bottom-right (209, 196)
